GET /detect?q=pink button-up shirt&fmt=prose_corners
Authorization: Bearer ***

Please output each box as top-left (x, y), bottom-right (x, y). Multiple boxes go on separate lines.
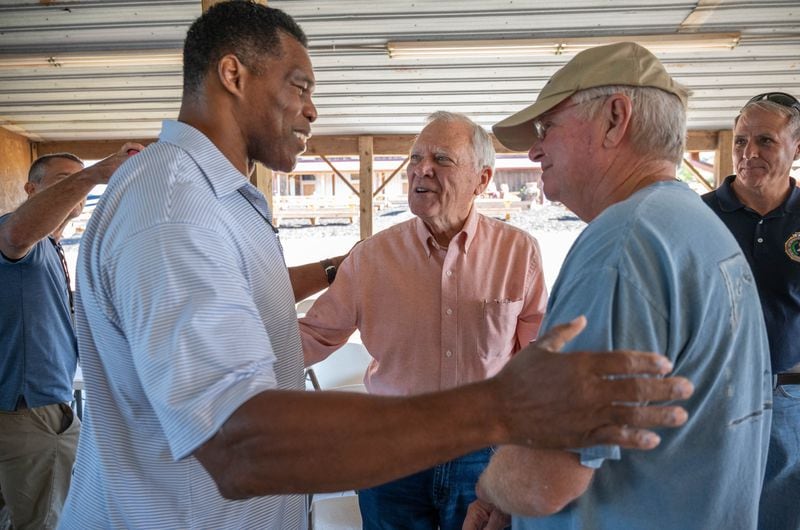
top-left (299, 208), bottom-right (547, 396)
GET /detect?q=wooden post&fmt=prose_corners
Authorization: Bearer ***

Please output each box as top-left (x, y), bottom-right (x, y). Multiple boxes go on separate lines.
top-left (359, 136), bottom-right (374, 240)
top-left (714, 130), bottom-right (733, 187)
top-left (250, 163), bottom-right (273, 213)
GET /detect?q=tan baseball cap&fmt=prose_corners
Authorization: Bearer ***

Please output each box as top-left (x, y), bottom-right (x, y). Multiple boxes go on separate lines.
top-left (492, 41), bottom-right (689, 152)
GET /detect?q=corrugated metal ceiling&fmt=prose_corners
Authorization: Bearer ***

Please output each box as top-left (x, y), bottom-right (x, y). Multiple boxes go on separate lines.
top-left (0, 0), bottom-right (798, 143)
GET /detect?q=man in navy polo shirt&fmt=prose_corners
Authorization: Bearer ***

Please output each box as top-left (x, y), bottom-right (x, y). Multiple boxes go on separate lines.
top-left (0, 144), bottom-right (139, 529)
top-left (702, 92), bottom-right (800, 530)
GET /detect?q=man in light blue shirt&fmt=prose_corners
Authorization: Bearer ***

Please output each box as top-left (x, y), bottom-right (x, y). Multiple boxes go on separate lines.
top-left (60, 5), bottom-right (696, 529)
top-left (468, 42), bottom-right (772, 530)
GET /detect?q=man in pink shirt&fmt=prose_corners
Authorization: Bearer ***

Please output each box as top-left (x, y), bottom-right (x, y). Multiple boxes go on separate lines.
top-left (300, 110), bottom-right (548, 530)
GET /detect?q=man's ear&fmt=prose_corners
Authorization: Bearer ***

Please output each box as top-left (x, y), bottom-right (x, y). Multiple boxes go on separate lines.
top-left (474, 166), bottom-right (493, 195)
top-left (602, 94), bottom-right (633, 149)
top-left (23, 181), bottom-right (36, 197)
top-left (217, 53), bottom-right (247, 98)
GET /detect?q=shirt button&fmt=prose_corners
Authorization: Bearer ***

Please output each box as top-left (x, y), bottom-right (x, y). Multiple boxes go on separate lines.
top-left (446, 308), bottom-right (453, 315)
top-left (446, 270), bottom-right (453, 277)
top-left (757, 237), bottom-right (764, 243)
top-left (445, 350), bottom-right (453, 358)
top-left (758, 220), bottom-right (763, 225)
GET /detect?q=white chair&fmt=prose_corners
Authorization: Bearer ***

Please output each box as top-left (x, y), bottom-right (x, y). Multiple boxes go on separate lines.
top-left (305, 342), bottom-right (371, 391)
top-left (305, 343), bottom-right (370, 528)
top-left (296, 298), bottom-right (317, 316)
top-left (311, 494), bottom-right (362, 530)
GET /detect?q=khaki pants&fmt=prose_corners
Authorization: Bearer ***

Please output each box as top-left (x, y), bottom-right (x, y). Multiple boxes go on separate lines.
top-left (0, 403), bottom-right (80, 530)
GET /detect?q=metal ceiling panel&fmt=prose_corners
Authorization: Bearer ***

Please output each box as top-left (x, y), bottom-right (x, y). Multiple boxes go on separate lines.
top-left (0, 1), bottom-right (199, 52)
top-left (0, 0), bottom-right (798, 142)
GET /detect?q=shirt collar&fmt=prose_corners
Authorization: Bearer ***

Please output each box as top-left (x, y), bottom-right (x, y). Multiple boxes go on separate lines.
top-left (716, 174), bottom-right (800, 215)
top-left (413, 205), bottom-right (479, 257)
top-left (785, 177), bottom-right (800, 213)
top-left (714, 174), bottom-right (745, 212)
top-left (158, 120), bottom-right (248, 199)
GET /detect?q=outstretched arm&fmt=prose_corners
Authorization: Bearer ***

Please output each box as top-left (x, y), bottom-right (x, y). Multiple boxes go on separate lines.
top-left (0, 142), bottom-right (143, 259)
top-left (288, 254), bottom-right (346, 302)
top-left (195, 317), bottom-right (693, 498)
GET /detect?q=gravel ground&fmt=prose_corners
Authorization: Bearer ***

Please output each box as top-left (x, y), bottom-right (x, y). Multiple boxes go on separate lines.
top-left (62, 201), bottom-right (587, 290)
top-left (275, 202), bottom-right (586, 239)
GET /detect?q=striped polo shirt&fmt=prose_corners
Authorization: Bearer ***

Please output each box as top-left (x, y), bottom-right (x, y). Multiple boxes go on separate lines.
top-left (60, 120), bottom-right (306, 529)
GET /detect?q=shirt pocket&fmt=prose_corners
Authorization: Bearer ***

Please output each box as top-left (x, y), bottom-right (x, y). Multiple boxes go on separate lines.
top-left (477, 299), bottom-right (524, 359)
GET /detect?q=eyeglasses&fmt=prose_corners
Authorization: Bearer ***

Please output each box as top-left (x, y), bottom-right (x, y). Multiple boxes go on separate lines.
top-left (746, 92), bottom-right (800, 113)
top-left (532, 95), bottom-right (608, 141)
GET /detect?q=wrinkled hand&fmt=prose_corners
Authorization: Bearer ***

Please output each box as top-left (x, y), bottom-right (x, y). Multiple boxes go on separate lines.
top-left (463, 499), bottom-right (510, 530)
top-left (85, 141), bottom-right (146, 185)
top-left (493, 316), bottom-right (693, 450)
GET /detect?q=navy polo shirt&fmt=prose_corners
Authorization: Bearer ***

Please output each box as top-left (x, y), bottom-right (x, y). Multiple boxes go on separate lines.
top-left (0, 213), bottom-right (77, 410)
top-left (703, 175), bottom-right (800, 373)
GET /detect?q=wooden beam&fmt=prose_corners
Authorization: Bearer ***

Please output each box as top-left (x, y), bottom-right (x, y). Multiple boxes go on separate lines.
top-left (686, 130), bottom-right (720, 152)
top-left (374, 135), bottom-right (415, 156)
top-left (359, 136), bottom-right (374, 240)
top-left (306, 136), bottom-right (360, 156)
top-left (319, 154), bottom-right (359, 196)
top-left (714, 130), bottom-right (734, 187)
top-left (307, 135), bottom-right (414, 156)
top-left (37, 139), bottom-right (154, 160)
top-left (374, 156), bottom-right (409, 197)
top-left (682, 157), bottom-right (714, 192)
top-left (679, 0), bottom-right (725, 31)
top-left (33, 128), bottom-right (734, 162)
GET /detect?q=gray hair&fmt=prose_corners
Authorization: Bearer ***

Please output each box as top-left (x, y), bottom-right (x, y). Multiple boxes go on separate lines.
top-left (425, 111), bottom-right (496, 171)
top-left (735, 100), bottom-right (800, 140)
top-left (28, 153), bottom-right (84, 184)
top-left (572, 85), bottom-right (687, 165)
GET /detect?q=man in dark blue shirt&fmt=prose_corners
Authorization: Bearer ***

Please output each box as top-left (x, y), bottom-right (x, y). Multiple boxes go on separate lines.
top-left (702, 91), bottom-right (800, 530)
top-left (0, 144), bottom-right (139, 529)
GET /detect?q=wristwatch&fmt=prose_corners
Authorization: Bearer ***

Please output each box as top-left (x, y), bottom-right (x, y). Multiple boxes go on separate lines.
top-left (321, 258), bottom-right (337, 284)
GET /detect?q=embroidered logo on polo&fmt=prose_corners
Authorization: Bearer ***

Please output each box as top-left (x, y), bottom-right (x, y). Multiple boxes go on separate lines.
top-left (785, 232), bottom-right (800, 263)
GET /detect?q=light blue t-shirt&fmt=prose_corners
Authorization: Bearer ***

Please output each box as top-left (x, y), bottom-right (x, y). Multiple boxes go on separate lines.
top-left (515, 181), bottom-right (772, 530)
top-left (0, 216), bottom-right (76, 411)
top-left (59, 121), bottom-right (306, 529)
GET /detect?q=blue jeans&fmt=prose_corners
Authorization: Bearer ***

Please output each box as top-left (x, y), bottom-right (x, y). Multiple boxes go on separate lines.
top-left (359, 447), bottom-right (492, 530)
top-left (759, 384), bottom-right (800, 530)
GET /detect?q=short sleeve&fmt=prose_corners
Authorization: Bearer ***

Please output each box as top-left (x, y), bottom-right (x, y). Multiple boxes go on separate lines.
top-left (108, 222), bottom-right (280, 460)
top-left (299, 248), bottom-right (361, 366)
top-left (514, 237), bottom-right (548, 349)
top-left (542, 266), bottom-right (668, 467)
